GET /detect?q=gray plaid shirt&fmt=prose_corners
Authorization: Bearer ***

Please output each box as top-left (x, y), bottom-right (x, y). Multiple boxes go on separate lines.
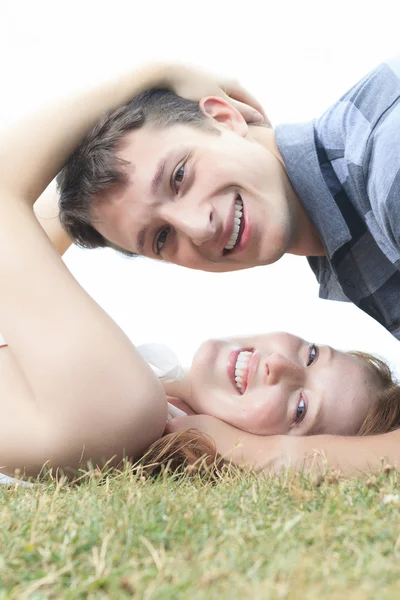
top-left (275, 58), bottom-right (400, 340)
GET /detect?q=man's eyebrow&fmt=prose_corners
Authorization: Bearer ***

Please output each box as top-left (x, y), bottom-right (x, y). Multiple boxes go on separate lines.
top-left (151, 155), bottom-right (168, 196)
top-left (133, 155), bottom-right (169, 255)
top-left (310, 399), bottom-right (323, 436)
top-left (136, 228), bottom-right (146, 255)
top-left (139, 152), bottom-right (175, 252)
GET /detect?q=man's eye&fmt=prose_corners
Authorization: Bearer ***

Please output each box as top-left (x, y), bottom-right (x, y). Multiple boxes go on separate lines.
top-left (173, 163), bottom-right (185, 192)
top-left (295, 396), bottom-right (306, 425)
top-left (154, 227), bottom-right (170, 255)
top-left (307, 344), bottom-right (319, 366)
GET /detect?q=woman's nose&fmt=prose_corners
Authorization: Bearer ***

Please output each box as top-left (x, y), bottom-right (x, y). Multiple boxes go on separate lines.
top-left (265, 354), bottom-right (304, 386)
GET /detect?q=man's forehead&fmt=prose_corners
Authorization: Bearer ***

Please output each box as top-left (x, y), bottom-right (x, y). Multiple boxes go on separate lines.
top-left (92, 149), bottom-right (161, 252)
top-left (116, 131), bottom-right (200, 202)
top-left (92, 179), bottom-right (146, 254)
top-left (114, 131), bottom-right (171, 186)
top-left (119, 123), bottom-right (186, 152)
top-left (117, 121), bottom-right (208, 162)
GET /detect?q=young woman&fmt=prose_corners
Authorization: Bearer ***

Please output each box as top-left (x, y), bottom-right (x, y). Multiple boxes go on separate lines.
top-left (164, 352), bottom-right (400, 475)
top-left (150, 342), bottom-right (400, 474)
top-left (0, 63), bottom-right (399, 482)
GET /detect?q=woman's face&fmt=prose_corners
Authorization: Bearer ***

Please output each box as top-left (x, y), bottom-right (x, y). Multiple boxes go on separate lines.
top-left (189, 332), bottom-right (381, 436)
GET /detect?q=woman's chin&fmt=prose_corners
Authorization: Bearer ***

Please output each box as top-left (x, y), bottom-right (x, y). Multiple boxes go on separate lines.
top-left (192, 338), bottom-right (225, 375)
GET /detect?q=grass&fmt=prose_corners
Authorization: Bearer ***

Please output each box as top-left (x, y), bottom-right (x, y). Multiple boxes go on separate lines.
top-left (1, 464), bottom-right (400, 599)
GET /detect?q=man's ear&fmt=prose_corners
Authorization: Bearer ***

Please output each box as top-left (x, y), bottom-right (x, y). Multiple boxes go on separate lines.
top-left (199, 96), bottom-right (248, 136)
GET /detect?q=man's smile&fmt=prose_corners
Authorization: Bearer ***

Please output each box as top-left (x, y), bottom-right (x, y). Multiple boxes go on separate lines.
top-left (221, 195), bottom-right (251, 258)
top-left (223, 195), bottom-right (244, 253)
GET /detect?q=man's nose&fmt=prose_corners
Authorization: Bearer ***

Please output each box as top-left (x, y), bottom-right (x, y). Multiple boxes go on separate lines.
top-left (160, 202), bottom-right (216, 246)
top-left (265, 354), bottom-right (304, 386)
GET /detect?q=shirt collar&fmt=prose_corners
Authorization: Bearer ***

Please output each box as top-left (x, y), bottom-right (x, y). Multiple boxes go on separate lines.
top-left (275, 121), bottom-right (351, 259)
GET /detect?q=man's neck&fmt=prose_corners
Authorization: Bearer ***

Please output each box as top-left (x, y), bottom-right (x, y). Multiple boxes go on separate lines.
top-left (249, 125), bottom-right (326, 257)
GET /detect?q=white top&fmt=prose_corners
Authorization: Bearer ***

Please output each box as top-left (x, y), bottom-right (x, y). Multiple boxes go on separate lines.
top-left (0, 472), bottom-right (32, 486)
top-left (136, 344), bottom-right (187, 420)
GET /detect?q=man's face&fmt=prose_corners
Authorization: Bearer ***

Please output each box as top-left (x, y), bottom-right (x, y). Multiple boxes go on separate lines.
top-left (92, 101), bottom-right (300, 272)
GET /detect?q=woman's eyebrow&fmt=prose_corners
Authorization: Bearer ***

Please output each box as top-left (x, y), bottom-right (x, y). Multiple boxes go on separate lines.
top-left (326, 346), bottom-right (334, 365)
top-left (135, 229), bottom-right (146, 254)
top-left (308, 400), bottom-right (323, 435)
top-left (306, 346), bottom-right (335, 435)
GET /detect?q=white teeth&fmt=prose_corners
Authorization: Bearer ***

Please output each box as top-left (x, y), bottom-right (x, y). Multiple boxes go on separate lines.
top-left (224, 198), bottom-right (243, 251)
top-left (234, 350), bottom-right (252, 393)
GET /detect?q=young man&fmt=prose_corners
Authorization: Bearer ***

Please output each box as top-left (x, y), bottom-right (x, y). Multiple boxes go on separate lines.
top-left (58, 58), bottom-right (400, 339)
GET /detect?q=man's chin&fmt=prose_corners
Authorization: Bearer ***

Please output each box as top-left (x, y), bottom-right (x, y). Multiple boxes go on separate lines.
top-left (206, 260), bottom-right (259, 274)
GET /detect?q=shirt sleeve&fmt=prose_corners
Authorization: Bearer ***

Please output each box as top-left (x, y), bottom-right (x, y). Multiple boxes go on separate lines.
top-left (365, 60), bottom-right (400, 255)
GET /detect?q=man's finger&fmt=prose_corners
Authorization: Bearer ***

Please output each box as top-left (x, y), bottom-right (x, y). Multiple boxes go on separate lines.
top-left (230, 99), bottom-right (266, 124)
top-left (222, 81), bottom-right (268, 121)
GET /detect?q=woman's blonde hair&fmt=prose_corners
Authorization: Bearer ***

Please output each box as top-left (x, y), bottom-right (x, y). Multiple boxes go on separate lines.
top-left (350, 351), bottom-right (400, 436)
top-left (138, 428), bottom-right (222, 477)
top-left (139, 351), bottom-right (400, 475)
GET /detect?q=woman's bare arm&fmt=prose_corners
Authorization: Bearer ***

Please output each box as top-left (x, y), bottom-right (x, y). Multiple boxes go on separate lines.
top-left (166, 415), bottom-right (400, 474)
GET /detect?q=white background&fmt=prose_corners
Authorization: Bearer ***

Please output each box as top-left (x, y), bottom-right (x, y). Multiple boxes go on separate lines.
top-left (1, 0), bottom-right (399, 374)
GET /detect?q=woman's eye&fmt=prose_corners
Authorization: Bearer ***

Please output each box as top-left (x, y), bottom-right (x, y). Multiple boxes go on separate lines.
top-left (155, 226), bottom-right (170, 255)
top-left (295, 396), bottom-right (306, 425)
top-left (307, 343), bottom-right (319, 366)
top-left (173, 163), bottom-right (185, 192)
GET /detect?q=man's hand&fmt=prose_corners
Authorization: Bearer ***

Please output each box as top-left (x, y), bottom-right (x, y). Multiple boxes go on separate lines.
top-left (141, 62), bottom-right (269, 125)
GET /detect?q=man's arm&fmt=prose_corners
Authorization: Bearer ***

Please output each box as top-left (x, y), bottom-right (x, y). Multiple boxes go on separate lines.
top-left (0, 60), bottom-right (266, 473)
top-left (366, 61), bottom-right (400, 250)
top-left (166, 415), bottom-right (400, 474)
top-left (0, 62), bottom-right (264, 209)
top-left (34, 182), bottom-right (72, 255)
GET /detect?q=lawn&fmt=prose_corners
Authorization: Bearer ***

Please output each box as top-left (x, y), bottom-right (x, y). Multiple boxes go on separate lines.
top-left (1, 464), bottom-right (400, 599)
